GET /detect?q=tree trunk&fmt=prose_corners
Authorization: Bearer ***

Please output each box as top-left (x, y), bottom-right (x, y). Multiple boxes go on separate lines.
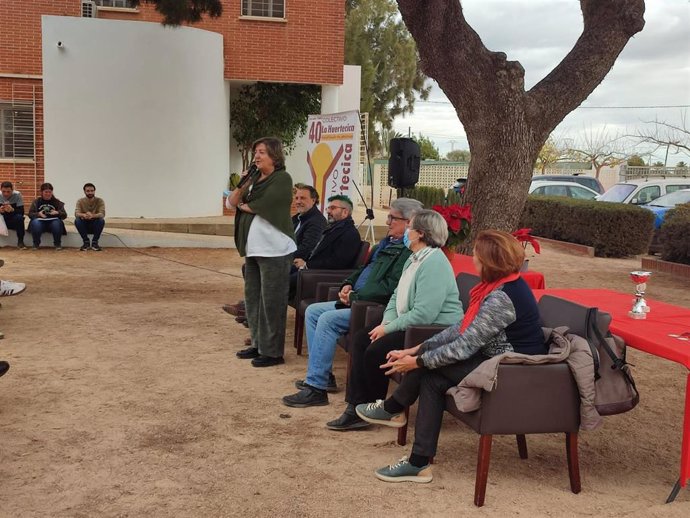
top-left (396, 0), bottom-right (645, 246)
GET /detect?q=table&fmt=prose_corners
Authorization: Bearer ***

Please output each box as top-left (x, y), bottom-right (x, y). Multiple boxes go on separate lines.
top-left (534, 288), bottom-right (690, 503)
top-left (450, 254), bottom-right (546, 289)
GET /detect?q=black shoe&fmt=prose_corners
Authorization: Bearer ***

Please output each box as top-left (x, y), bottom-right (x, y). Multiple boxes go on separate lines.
top-left (0, 360), bottom-right (9, 377)
top-left (18, 241), bottom-right (26, 250)
top-left (80, 242), bottom-right (90, 251)
top-left (326, 409), bottom-right (371, 431)
top-left (91, 242), bottom-right (102, 251)
top-left (223, 300), bottom-right (246, 316)
top-left (236, 346), bottom-right (259, 359)
top-left (251, 355), bottom-right (285, 367)
top-left (282, 387), bottom-right (328, 407)
top-left (295, 373), bottom-right (338, 393)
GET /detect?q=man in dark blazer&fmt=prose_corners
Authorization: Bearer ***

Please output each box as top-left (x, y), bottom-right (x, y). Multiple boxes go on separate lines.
top-left (292, 194), bottom-right (361, 274)
top-left (292, 184), bottom-right (328, 264)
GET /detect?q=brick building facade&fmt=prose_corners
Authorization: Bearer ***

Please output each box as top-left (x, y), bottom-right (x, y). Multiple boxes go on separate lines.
top-left (0, 1), bottom-right (344, 199)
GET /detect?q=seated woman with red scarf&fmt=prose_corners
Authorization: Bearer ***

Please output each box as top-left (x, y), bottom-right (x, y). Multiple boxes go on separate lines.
top-left (355, 229), bottom-right (547, 483)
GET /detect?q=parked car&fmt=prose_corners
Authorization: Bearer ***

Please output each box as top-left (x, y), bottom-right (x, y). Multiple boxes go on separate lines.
top-left (530, 174), bottom-right (604, 194)
top-left (598, 177), bottom-right (690, 205)
top-left (529, 181), bottom-right (600, 200)
top-left (643, 189), bottom-right (690, 229)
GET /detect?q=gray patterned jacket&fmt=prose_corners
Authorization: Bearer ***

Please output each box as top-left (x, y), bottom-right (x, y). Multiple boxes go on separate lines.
top-left (419, 289), bottom-right (517, 369)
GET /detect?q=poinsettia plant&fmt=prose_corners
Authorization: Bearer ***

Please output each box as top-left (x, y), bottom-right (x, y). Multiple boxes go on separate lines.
top-left (512, 228), bottom-right (541, 254)
top-left (432, 204), bottom-right (472, 250)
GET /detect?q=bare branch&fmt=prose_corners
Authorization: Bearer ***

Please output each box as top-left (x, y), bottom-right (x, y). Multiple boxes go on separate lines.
top-left (636, 113), bottom-right (690, 154)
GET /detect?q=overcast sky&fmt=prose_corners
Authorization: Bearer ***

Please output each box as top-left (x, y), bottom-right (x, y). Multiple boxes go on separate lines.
top-left (392, 0), bottom-right (690, 164)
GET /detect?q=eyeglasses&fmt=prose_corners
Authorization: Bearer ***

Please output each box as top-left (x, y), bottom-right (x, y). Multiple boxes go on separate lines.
top-left (326, 205), bottom-right (346, 211)
top-left (386, 215), bottom-right (408, 223)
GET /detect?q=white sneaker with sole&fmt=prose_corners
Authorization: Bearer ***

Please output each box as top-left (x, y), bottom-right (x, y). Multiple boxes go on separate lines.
top-left (0, 280), bottom-right (26, 296)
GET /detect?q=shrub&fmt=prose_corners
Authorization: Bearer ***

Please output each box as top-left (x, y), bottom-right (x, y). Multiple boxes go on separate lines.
top-left (519, 196), bottom-right (655, 257)
top-left (400, 186), bottom-right (447, 208)
top-left (659, 203), bottom-right (690, 265)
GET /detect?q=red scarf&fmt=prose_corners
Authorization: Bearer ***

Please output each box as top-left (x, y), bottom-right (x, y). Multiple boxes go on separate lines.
top-left (460, 273), bottom-right (521, 332)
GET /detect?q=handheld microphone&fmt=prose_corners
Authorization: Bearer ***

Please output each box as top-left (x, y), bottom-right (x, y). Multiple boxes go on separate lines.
top-left (237, 164), bottom-right (259, 189)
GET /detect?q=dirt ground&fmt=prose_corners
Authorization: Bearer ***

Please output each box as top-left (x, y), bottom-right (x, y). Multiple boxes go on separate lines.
top-left (1, 243), bottom-right (689, 517)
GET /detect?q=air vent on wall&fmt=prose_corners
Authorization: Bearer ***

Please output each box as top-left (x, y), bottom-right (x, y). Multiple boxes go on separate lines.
top-left (81, 0), bottom-right (98, 18)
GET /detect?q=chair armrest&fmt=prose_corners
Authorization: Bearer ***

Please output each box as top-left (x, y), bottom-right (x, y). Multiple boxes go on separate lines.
top-left (294, 269), bottom-right (354, 310)
top-left (364, 305), bottom-right (385, 328)
top-left (349, 301), bottom-right (384, 335)
top-left (315, 282), bottom-right (343, 302)
top-left (404, 325), bottom-right (446, 348)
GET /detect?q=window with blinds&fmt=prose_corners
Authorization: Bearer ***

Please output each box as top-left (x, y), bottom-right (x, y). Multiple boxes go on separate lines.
top-left (0, 103), bottom-right (35, 159)
top-left (242, 0), bottom-right (285, 18)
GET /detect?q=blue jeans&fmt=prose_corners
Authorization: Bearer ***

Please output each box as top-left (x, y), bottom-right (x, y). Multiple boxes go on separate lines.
top-left (29, 218), bottom-right (62, 247)
top-left (74, 217), bottom-right (105, 243)
top-left (304, 301), bottom-right (351, 391)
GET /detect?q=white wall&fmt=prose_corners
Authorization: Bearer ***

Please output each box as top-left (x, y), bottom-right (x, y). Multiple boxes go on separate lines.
top-left (228, 65), bottom-right (362, 187)
top-left (42, 16), bottom-right (228, 217)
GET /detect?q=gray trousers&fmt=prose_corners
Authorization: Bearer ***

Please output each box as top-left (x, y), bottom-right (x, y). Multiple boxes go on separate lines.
top-left (393, 353), bottom-right (488, 458)
top-left (244, 254), bottom-right (293, 358)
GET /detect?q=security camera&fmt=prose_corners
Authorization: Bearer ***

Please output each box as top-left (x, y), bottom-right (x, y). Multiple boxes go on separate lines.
top-left (57, 41), bottom-right (64, 48)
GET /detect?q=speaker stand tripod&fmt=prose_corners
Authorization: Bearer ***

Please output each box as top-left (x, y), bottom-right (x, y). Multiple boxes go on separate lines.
top-left (357, 207), bottom-right (376, 243)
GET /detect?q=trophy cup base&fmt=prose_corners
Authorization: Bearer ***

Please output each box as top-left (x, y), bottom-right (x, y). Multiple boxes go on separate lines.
top-left (628, 311), bottom-right (647, 320)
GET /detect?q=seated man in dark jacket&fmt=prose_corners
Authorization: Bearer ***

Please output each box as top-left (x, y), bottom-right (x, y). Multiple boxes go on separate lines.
top-left (289, 194), bottom-right (361, 297)
top-left (224, 183), bottom-right (327, 320)
top-left (282, 197), bottom-right (424, 408)
top-left (292, 184), bottom-right (328, 264)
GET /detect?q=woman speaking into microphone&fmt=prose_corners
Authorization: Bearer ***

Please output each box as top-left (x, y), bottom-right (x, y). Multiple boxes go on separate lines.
top-left (227, 137), bottom-right (296, 367)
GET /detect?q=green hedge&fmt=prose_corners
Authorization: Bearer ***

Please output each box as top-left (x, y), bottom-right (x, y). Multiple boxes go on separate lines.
top-left (659, 203), bottom-right (690, 265)
top-left (519, 196), bottom-right (655, 257)
top-left (400, 186), bottom-right (462, 208)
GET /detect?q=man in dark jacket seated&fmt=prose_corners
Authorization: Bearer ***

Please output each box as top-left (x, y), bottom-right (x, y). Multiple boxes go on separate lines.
top-left (224, 183), bottom-right (327, 320)
top-left (290, 194), bottom-right (361, 297)
top-left (282, 198), bottom-right (423, 407)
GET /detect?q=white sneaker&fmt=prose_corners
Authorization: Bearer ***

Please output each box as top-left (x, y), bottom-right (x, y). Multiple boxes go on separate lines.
top-left (0, 280), bottom-right (26, 297)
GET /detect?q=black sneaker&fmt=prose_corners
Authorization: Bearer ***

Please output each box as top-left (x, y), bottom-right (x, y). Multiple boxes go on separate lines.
top-left (91, 242), bottom-right (102, 251)
top-left (236, 346), bottom-right (259, 359)
top-left (326, 410), bottom-right (371, 431)
top-left (17, 241), bottom-right (26, 250)
top-left (295, 373), bottom-right (338, 393)
top-left (80, 242), bottom-right (90, 251)
top-left (282, 387), bottom-right (328, 408)
top-left (251, 355), bottom-right (285, 368)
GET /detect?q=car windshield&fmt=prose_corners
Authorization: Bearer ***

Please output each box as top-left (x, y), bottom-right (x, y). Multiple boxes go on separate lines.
top-left (598, 183), bottom-right (636, 202)
top-left (646, 190), bottom-right (690, 208)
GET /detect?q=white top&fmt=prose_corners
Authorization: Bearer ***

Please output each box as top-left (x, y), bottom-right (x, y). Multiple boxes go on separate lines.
top-left (246, 215), bottom-right (296, 257)
top-left (395, 246), bottom-right (435, 316)
top-left (226, 189), bottom-right (296, 257)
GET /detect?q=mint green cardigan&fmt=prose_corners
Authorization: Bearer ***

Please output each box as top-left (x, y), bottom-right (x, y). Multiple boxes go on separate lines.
top-left (382, 247), bottom-right (463, 334)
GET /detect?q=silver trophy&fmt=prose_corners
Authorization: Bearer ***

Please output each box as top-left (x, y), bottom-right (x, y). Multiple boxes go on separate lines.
top-left (628, 271), bottom-right (652, 319)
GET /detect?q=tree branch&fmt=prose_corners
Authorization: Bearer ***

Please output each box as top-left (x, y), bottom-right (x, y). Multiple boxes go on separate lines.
top-left (396, 0), bottom-right (527, 122)
top-left (527, 0), bottom-right (645, 137)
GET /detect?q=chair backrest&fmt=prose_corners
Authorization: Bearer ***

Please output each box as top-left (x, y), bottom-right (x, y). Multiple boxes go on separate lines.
top-left (354, 240), bottom-right (371, 267)
top-left (538, 294), bottom-right (611, 337)
top-left (456, 273), bottom-right (480, 310)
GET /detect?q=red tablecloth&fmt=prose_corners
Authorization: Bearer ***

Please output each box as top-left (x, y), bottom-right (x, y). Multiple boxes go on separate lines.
top-left (533, 289), bottom-right (690, 369)
top-left (450, 254), bottom-right (546, 289)
top-left (533, 288), bottom-right (690, 495)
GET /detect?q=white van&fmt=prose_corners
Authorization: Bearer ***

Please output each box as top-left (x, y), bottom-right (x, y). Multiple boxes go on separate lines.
top-left (598, 177), bottom-right (690, 205)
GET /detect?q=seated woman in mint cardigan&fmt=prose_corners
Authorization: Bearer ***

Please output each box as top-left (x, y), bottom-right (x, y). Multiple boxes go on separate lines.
top-left (326, 210), bottom-right (463, 431)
